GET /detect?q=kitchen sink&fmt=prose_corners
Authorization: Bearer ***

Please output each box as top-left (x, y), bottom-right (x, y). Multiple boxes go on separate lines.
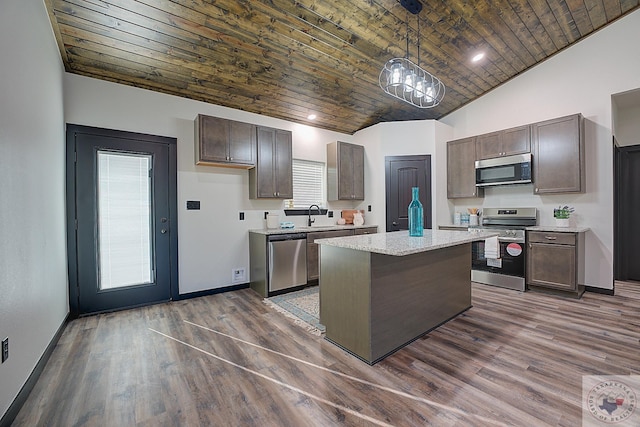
top-left (296, 225), bottom-right (338, 231)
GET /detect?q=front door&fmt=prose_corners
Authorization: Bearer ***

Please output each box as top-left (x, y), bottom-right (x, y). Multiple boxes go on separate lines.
top-left (385, 155), bottom-right (432, 232)
top-left (66, 125), bottom-right (178, 315)
top-left (615, 144), bottom-right (640, 282)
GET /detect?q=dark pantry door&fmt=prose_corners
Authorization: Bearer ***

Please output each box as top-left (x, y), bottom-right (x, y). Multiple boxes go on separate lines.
top-left (616, 144), bottom-right (640, 282)
top-left (385, 155), bottom-right (432, 232)
top-left (67, 125), bottom-right (178, 315)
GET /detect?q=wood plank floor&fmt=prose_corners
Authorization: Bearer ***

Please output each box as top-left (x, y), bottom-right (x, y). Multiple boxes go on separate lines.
top-left (12, 282), bottom-right (640, 426)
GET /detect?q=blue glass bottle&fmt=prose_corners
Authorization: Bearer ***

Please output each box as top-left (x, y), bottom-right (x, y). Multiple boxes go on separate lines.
top-left (408, 187), bottom-right (423, 237)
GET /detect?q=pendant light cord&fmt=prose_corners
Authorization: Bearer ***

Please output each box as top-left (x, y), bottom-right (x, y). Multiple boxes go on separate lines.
top-left (405, 11), bottom-right (421, 66)
top-left (405, 11), bottom-right (409, 60)
top-left (417, 14), bottom-right (420, 67)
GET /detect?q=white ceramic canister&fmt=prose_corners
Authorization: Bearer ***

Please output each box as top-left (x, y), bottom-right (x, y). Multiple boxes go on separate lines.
top-left (266, 214), bottom-right (279, 229)
top-left (353, 211), bottom-right (364, 226)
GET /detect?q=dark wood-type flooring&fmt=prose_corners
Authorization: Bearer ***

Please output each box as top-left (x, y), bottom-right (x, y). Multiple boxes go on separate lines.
top-left (12, 282), bottom-right (640, 426)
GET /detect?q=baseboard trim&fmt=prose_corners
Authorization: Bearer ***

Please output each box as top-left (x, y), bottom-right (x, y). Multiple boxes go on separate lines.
top-left (585, 286), bottom-right (615, 296)
top-left (0, 313), bottom-right (70, 427)
top-left (175, 282), bottom-right (249, 300)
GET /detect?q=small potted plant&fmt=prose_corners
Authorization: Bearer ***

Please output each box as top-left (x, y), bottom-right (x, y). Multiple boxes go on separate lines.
top-left (553, 205), bottom-right (574, 227)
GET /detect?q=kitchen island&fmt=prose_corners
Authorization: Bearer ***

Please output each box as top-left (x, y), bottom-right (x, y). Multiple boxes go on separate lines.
top-left (315, 229), bottom-right (498, 364)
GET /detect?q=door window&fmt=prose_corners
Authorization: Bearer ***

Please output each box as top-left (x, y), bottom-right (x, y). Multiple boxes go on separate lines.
top-left (97, 151), bottom-right (154, 290)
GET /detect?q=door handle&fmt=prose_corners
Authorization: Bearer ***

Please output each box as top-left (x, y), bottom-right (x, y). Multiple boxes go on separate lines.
top-left (392, 221), bottom-right (398, 226)
top-left (161, 229), bottom-right (168, 234)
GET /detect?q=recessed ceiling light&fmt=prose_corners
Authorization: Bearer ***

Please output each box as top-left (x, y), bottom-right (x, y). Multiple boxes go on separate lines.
top-left (307, 114), bottom-right (317, 120)
top-left (472, 52), bottom-right (485, 62)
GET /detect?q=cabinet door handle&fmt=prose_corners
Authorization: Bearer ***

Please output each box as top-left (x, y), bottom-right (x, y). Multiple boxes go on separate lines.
top-left (545, 236), bottom-right (557, 240)
top-left (535, 188), bottom-right (538, 193)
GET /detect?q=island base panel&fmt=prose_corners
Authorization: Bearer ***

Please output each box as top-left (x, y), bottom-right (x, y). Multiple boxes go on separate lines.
top-left (325, 305), bottom-right (472, 365)
top-left (319, 246), bottom-right (372, 361)
top-left (320, 243), bottom-right (472, 364)
top-left (370, 244), bottom-right (471, 362)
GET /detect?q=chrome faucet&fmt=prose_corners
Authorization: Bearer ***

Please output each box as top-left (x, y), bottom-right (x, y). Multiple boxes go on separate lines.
top-left (308, 204), bottom-right (321, 226)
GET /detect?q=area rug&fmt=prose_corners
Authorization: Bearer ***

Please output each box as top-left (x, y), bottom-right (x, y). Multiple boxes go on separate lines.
top-left (264, 286), bottom-right (325, 336)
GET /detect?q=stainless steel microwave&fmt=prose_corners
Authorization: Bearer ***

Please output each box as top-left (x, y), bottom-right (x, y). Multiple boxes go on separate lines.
top-left (475, 153), bottom-right (532, 187)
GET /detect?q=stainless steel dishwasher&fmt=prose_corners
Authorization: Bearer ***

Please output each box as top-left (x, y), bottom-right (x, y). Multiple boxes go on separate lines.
top-left (267, 233), bottom-right (307, 292)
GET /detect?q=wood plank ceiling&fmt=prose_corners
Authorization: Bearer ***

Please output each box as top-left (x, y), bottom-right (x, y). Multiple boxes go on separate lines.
top-left (45, 0), bottom-right (639, 134)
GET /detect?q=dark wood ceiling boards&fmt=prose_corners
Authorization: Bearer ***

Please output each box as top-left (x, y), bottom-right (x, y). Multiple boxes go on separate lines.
top-left (45, 0), bottom-right (639, 134)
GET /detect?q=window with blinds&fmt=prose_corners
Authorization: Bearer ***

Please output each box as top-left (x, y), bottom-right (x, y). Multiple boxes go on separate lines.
top-left (291, 159), bottom-right (325, 208)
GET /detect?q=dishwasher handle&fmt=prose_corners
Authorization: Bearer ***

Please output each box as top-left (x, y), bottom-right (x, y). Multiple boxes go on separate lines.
top-left (268, 233), bottom-right (307, 242)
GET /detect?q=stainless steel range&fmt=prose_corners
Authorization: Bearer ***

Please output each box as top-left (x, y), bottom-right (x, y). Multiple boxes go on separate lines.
top-left (470, 207), bottom-right (537, 291)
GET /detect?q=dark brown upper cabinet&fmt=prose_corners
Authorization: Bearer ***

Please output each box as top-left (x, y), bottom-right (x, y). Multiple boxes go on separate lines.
top-left (532, 114), bottom-right (585, 194)
top-left (195, 114), bottom-right (256, 168)
top-left (447, 136), bottom-right (483, 199)
top-left (249, 126), bottom-right (293, 199)
top-left (327, 141), bottom-right (365, 201)
top-left (475, 125), bottom-right (530, 160)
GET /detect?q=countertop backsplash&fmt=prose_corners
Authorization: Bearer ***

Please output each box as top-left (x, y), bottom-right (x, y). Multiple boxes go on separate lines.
top-left (247, 208), bottom-right (369, 230)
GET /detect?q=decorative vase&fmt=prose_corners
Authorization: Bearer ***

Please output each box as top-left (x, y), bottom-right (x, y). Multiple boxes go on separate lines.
top-left (408, 187), bottom-right (424, 237)
top-left (555, 218), bottom-right (570, 227)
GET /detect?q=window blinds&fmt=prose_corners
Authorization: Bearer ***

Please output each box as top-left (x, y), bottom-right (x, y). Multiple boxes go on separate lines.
top-left (292, 159), bottom-right (324, 208)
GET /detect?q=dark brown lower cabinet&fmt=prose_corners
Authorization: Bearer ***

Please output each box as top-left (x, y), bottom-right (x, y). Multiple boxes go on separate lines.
top-left (526, 230), bottom-right (585, 298)
top-left (353, 226), bottom-right (378, 235)
top-left (307, 227), bottom-right (377, 282)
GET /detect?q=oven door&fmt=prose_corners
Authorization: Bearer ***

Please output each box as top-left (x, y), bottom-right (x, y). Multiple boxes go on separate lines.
top-left (471, 238), bottom-right (525, 277)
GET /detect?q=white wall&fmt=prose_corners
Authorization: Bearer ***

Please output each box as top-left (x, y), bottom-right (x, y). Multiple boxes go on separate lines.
top-left (353, 120), bottom-right (452, 230)
top-left (63, 74), bottom-right (362, 294)
top-left (0, 0), bottom-right (68, 419)
top-left (439, 9), bottom-right (640, 290)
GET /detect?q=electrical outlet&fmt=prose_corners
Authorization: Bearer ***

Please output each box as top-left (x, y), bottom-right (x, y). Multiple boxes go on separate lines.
top-left (368, 205), bottom-right (372, 212)
top-left (239, 212), bottom-right (245, 220)
top-left (328, 211), bottom-right (333, 218)
top-left (264, 211), bottom-right (269, 220)
top-left (232, 268), bottom-right (246, 284)
top-left (1, 337), bottom-right (8, 363)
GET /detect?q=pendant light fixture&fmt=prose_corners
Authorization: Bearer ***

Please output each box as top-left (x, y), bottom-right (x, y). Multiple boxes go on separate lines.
top-left (379, 0), bottom-right (445, 108)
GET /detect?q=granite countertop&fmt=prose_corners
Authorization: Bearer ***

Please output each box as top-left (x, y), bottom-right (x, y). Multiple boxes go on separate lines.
top-left (526, 226), bottom-right (591, 233)
top-left (249, 224), bottom-right (378, 235)
top-left (314, 229), bottom-right (499, 257)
